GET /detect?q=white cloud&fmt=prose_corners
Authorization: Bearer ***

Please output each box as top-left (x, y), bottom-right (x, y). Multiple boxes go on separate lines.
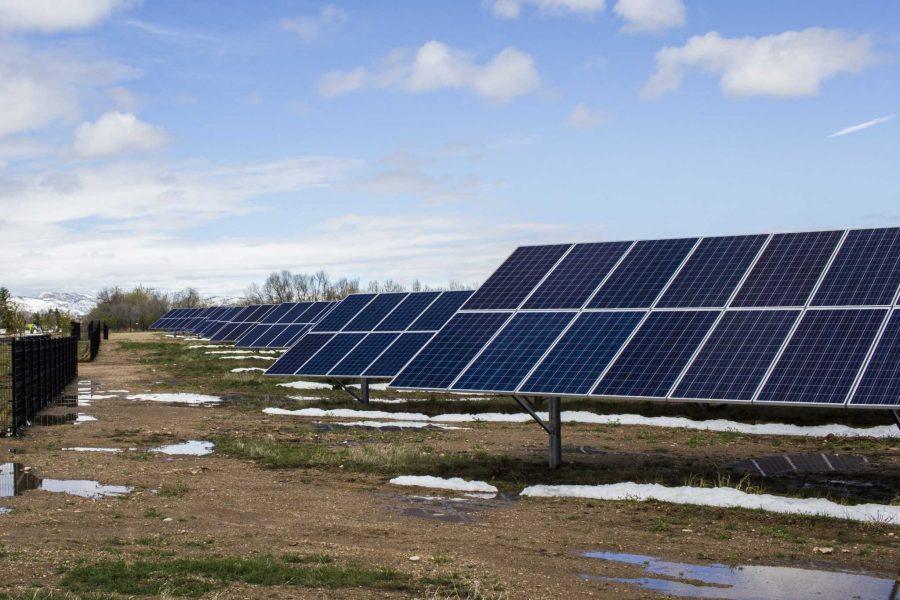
top-left (0, 0), bottom-right (130, 32)
top-left (643, 28), bottom-right (874, 99)
top-left (73, 112), bottom-right (169, 158)
top-left (281, 4), bottom-right (347, 43)
top-left (319, 41), bottom-right (539, 103)
top-left (318, 67), bottom-right (367, 98)
top-left (613, 0), bottom-right (684, 33)
top-left (488, 0), bottom-right (605, 19)
top-left (566, 103), bottom-right (608, 129)
top-left (828, 114), bottom-right (894, 138)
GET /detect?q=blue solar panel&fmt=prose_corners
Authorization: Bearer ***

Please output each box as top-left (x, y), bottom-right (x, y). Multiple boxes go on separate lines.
top-left (329, 333), bottom-right (401, 377)
top-left (519, 311), bottom-right (645, 395)
top-left (298, 333), bottom-right (366, 375)
top-left (672, 310), bottom-right (800, 401)
top-left (375, 292), bottom-right (441, 331)
top-left (363, 332), bottom-right (435, 378)
top-left (732, 230), bottom-right (842, 307)
top-left (270, 324), bottom-right (313, 348)
top-left (312, 294), bottom-right (375, 332)
top-left (593, 310), bottom-right (719, 398)
top-left (462, 245), bottom-right (571, 310)
top-left (392, 312), bottom-right (512, 389)
top-left (850, 310), bottom-right (900, 406)
top-left (259, 303), bottom-right (295, 324)
top-left (280, 302), bottom-right (312, 323)
top-left (266, 333), bottom-right (334, 375)
top-left (297, 301), bottom-right (335, 323)
top-left (757, 308), bottom-right (886, 404)
top-left (812, 228), bottom-right (900, 307)
top-left (657, 235), bottom-right (768, 308)
top-left (588, 238), bottom-right (698, 309)
top-left (342, 293), bottom-right (407, 331)
top-left (523, 242), bottom-right (632, 309)
top-left (408, 291), bottom-right (473, 331)
top-left (452, 312), bottom-right (576, 392)
top-left (235, 324), bottom-right (272, 347)
top-left (252, 324), bottom-right (288, 348)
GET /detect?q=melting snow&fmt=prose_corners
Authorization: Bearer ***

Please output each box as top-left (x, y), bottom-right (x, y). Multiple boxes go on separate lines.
top-left (217, 355), bottom-right (274, 361)
top-left (277, 381), bottom-right (333, 390)
top-left (75, 414), bottom-right (97, 424)
top-left (152, 440), bottom-right (214, 456)
top-left (328, 420), bottom-right (466, 430)
top-left (261, 408), bottom-right (899, 439)
top-left (103, 389), bottom-right (130, 394)
top-left (63, 447), bottom-right (122, 453)
top-left (205, 350), bottom-right (254, 354)
top-left (231, 367), bottom-right (266, 373)
top-left (126, 393), bottom-right (222, 406)
top-left (390, 475), bottom-right (498, 493)
top-left (520, 483), bottom-right (900, 525)
top-left (188, 344), bottom-right (229, 349)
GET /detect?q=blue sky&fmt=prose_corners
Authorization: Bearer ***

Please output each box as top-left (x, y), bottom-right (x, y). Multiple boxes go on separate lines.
top-left (1, 0), bottom-right (897, 296)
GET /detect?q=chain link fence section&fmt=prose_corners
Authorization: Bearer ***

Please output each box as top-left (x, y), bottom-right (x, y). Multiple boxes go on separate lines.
top-left (5, 336), bottom-right (78, 436)
top-left (0, 338), bottom-right (11, 434)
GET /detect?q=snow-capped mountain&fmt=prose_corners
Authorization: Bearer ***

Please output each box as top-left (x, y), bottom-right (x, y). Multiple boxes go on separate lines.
top-left (11, 292), bottom-right (97, 316)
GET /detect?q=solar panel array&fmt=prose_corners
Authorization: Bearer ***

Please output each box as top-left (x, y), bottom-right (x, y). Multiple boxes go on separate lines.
top-left (234, 301), bottom-right (337, 348)
top-left (391, 227), bottom-right (900, 409)
top-left (150, 307), bottom-right (210, 332)
top-left (265, 290), bottom-right (473, 378)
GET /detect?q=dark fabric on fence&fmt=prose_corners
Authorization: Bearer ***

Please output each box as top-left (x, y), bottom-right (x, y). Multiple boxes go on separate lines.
top-left (8, 336), bottom-right (78, 435)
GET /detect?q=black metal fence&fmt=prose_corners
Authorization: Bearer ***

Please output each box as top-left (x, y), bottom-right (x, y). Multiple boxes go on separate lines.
top-left (2, 336), bottom-right (78, 435)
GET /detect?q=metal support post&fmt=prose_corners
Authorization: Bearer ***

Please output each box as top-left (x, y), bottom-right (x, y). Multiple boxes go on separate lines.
top-left (360, 378), bottom-right (370, 404)
top-left (892, 410), bottom-right (900, 431)
top-left (549, 397), bottom-right (562, 469)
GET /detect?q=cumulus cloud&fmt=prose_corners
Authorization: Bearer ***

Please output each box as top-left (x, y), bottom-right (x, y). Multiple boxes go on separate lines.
top-left (73, 112), bottom-right (169, 158)
top-left (0, 0), bottom-right (130, 33)
top-left (281, 4), bottom-right (347, 43)
top-left (566, 103), bottom-right (608, 129)
top-left (613, 0), bottom-right (684, 32)
top-left (488, 0), bottom-right (605, 19)
top-left (319, 41), bottom-right (539, 103)
top-left (828, 115), bottom-right (894, 138)
top-left (643, 28), bottom-right (874, 99)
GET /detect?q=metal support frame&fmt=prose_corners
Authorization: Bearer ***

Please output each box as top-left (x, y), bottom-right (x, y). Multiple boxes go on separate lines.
top-left (330, 378), bottom-right (370, 404)
top-left (512, 395), bottom-right (563, 469)
top-left (892, 409), bottom-right (900, 431)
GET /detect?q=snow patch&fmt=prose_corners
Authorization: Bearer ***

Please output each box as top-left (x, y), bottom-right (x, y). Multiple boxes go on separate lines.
top-left (75, 414), bottom-right (97, 424)
top-left (188, 344), bottom-right (229, 349)
top-left (328, 421), bottom-right (466, 430)
top-left (231, 367), bottom-right (266, 373)
top-left (104, 389), bottom-right (130, 394)
top-left (217, 355), bottom-right (274, 360)
top-left (390, 475), bottom-right (498, 494)
top-left (205, 350), bottom-right (254, 354)
top-left (126, 393), bottom-right (222, 406)
top-left (63, 447), bottom-right (122, 453)
top-left (152, 441), bottom-right (214, 456)
top-left (277, 380), bottom-right (333, 390)
top-left (520, 483), bottom-right (900, 525)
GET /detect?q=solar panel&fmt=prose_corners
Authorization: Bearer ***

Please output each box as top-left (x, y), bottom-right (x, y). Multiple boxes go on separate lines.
top-left (731, 230), bottom-right (843, 307)
top-left (812, 227), bottom-right (900, 306)
top-left (461, 245), bottom-right (570, 310)
top-left (757, 308), bottom-right (887, 405)
top-left (298, 333), bottom-right (366, 374)
top-left (312, 294), bottom-right (376, 332)
top-left (266, 333), bottom-right (334, 375)
top-left (523, 242), bottom-right (632, 309)
top-left (266, 291), bottom-right (473, 379)
top-left (593, 310), bottom-right (719, 398)
top-left (587, 238), bottom-right (698, 309)
top-left (389, 312), bottom-right (512, 389)
top-left (850, 309), bottom-right (900, 407)
top-left (519, 311), bottom-right (645, 395)
top-left (672, 309), bottom-right (800, 401)
top-left (657, 234), bottom-right (768, 308)
top-left (452, 312), bottom-right (575, 392)
top-left (268, 324), bottom-right (313, 348)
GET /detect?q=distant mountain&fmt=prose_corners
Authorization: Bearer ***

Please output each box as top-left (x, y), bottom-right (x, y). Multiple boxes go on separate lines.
top-left (203, 295), bottom-right (243, 306)
top-left (11, 292), bottom-right (97, 317)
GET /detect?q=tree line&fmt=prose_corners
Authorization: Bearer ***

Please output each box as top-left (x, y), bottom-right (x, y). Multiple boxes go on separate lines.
top-left (0, 287), bottom-right (73, 336)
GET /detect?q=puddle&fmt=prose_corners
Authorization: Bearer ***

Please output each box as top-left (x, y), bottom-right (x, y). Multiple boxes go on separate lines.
top-left (152, 441), bottom-right (214, 456)
top-left (63, 447), bottom-right (122, 453)
top-left (32, 413), bottom-right (96, 426)
top-left (580, 551), bottom-right (898, 600)
top-left (0, 463), bottom-right (132, 499)
top-left (378, 492), bottom-right (516, 524)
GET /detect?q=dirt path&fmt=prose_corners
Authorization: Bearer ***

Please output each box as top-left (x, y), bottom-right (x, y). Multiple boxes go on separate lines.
top-left (0, 332), bottom-right (897, 598)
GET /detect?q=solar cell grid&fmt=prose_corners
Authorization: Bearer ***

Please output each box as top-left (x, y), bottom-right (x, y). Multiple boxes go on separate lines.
top-left (523, 242), bottom-right (632, 309)
top-left (672, 309), bottom-right (800, 401)
top-left (408, 291), bottom-right (473, 331)
top-left (732, 230), bottom-right (843, 307)
top-left (391, 312), bottom-right (512, 389)
top-left (329, 333), bottom-right (401, 377)
top-left (363, 332), bottom-right (435, 378)
top-left (313, 294), bottom-right (375, 332)
top-left (267, 333), bottom-right (334, 375)
top-left (250, 324), bottom-right (288, 348)
top-left (850, 310), bottom-right (900, 406)
top-left (812, 227), bottom-right (900, 307)
top-left (280, 302), bottom-right (313, 323)
top-left (342, 293), bottom-right (407, 331)
top-left (593, 310), bottom-right (719, 398)
top-left (297, 301), bottom-right (335, 323)
top-left (300, 333), bottom-right (366, 374)
top-left (271, 323), bottom-right (313, 348)
top-left (587, 237), bottom-right (698, 309)
top-left (757, 308), bottom-right (887, 405)
top-left (519, 311), bottom-right (645, 396)
top-left (657, 234), bottom-right (768, 308)
top-left (462, 245), bottom-right (571, 310)
top-left (452, 312), bottom-right (575, 392)
top-left (375, 291), bottom-right (441, 331)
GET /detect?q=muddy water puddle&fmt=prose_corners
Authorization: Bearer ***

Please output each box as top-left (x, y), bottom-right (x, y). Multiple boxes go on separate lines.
top-left (378, 492), bottom-right (516, 524)
top-left (32, 412), bottom-right (96, 426)
top-left (0, 463), bottom-right (132, 501)
top-left (580, 551), bottom-right (898, 599)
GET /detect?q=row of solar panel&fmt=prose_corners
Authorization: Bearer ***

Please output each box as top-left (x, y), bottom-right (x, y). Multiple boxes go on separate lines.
top-left (460, 228), bottom-right (900, 312)
top-left (233, 301), bottom-right (337, 348)
top-left (266, 291), bottom-right (474, 377)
